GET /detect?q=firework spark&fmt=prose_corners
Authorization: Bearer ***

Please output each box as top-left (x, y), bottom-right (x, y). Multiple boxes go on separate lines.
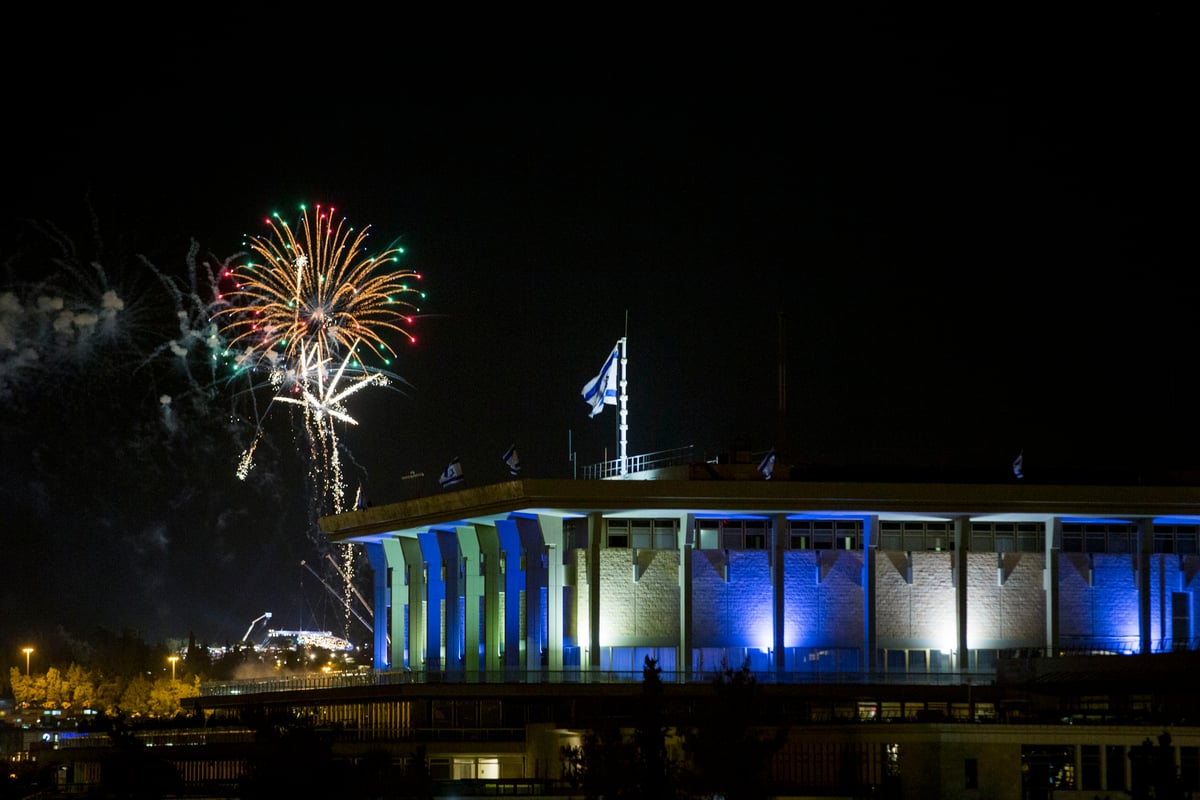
top-left (213, 204), bottom-right (422, 497)
top-left (212, 204), bottom-right (424, 639)
top-left (216, 203), bottom-right (422, 380)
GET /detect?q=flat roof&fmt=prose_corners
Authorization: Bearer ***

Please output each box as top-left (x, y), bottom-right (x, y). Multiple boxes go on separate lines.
top-left (319, 475), bottom-right (1200, 545)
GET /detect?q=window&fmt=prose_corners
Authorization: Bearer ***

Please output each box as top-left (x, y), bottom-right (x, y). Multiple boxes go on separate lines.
top-left (1156, 524), bottom-right (1200, 554)
top-left (1106, 745), bottom-right (1126, 792)
top-left (878, 521), bottom-right (950, 552)
top-left (1062, 522), bottom-right (1134, 554)
top-left (790, 519), bottom-right (861, 550)
top-left (606, 521), bottom-right (629, 548)
top-left (653, 522), bottom-right (677, 550)
top-left (626, 520), bottom-right (649, 549)
top-left (608, 518), bottom-right (678, 549)
top-left (1181, 746), bottom-right (1199, 791)
top-left (719, 519), bottom-right (770, 550)
top-left (1022, 745), bottom-right (1075, 792)
top-left (1080, 745), bottom-right (1101, 790)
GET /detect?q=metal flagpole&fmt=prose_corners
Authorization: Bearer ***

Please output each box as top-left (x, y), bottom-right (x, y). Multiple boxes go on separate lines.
top-left (618, 335), bottom-right (628, 476)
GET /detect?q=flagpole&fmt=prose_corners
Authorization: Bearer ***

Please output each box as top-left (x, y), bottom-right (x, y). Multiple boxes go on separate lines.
top-left (618, 335), bottom-right (628, 476)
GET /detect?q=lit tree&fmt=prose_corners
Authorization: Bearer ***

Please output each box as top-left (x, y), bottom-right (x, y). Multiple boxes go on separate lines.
top-left (66, 663), bottom-right (97, 711)
top-left (42, 666), bottom-right (66, 710)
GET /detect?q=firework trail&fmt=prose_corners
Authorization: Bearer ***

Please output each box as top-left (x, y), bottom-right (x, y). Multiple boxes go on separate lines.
top-left (213, 203), bottom-right (424, 637)
top-left (214, 203), bottom-right (422, 509)
top-left (2, 204), bottom-right (421, 642)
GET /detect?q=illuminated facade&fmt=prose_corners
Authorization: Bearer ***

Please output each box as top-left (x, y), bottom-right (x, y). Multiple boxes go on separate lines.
top-left (319, 465), bottom-right (1200, 679)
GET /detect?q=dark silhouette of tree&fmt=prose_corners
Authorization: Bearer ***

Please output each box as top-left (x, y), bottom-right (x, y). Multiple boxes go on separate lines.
top-left (634, 656), bottom-right (681, 799)
top-left (185, 630), bottom-right (211, 675)
top-left (1130, 730), bottom-right (1182, 800)
top-left (403, 743), bottom-right (436, 800)
top-left (562, 655), bottom-right (682, 799)
top-left (237, 707), bottom-right (338, 799)
top-left (680, 657), bottom-right (787, 800)
top-left (562, 717), bottom-right (635, 798)
top-left (95, 716), bottom-right (184, 800)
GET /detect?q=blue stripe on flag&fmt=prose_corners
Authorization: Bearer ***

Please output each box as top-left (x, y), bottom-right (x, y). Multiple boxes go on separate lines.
top-left (581, 343), bottom-right (619, 418)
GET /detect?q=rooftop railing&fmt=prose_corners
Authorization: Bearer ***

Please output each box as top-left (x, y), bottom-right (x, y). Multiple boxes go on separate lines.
top-left (580, 445), bottom-right (699, 480)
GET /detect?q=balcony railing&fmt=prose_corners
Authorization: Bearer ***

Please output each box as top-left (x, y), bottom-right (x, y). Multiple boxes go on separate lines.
top-left (580, 445), bottom-right (698, 480)
top-left (199, 666), bottom-right (994, 697)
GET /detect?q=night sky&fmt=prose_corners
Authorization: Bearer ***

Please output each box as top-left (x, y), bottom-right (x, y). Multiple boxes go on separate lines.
top-left (1, 8), bottom-right (1189, 659)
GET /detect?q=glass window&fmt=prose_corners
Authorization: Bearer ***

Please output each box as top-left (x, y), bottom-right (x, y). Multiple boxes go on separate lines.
top-left (1022, 745), bottom-right (1076, 792)
top-left (1017, 523), bottom-right (1042, 552)
top-left (1106, 745), bottom-right (1126, 791)
top-left (1081, 745), bottom-right (1101, 790)
top-left (609, 520), bottom-right (628, 551)
top-left (631, 520), bottom-right (652, 550)
top-left (880, 522), bottom-right (903, 550)
top-left (653, 523), bottom-right (677, 550)
top-left (1180, 745), bottom-right (1199, 792)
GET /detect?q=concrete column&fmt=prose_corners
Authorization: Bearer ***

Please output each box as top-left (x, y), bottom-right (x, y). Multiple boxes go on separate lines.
top-left (953, 517), bottom-right (968, 669)
top-left (862, 515), bottom-right (878, 673)
top-left (772, 513), bottom-right (787, 674)
top-left (679, 512), bottom-right (694, 681)
top-left (458, 525), bottom-right (484, 675)
top-left (1138, 518), bottom-right (1153, 654)
top-left (417, 532), bottom-right (443, 671)
top-left (436, 529), bottom-right (464, 675)
top-left (537, 514), bottom-right (566, 673)
top-left (472, 523), bottom-right (503, 674)
top-left (495, 518), bottom-right (523, 672)
top-left (365, 542), bottom-right (391, 670)
top-left (588, 512), bottom-right (602, 671)
top-left (398, 536), bottom-right (426, 673)
top-left (515, 516), bottom-right (548, 677)
top-left (1045, 517), bottom-right (1060, 654)
top-left (382, 538), bottom-right (404, 670)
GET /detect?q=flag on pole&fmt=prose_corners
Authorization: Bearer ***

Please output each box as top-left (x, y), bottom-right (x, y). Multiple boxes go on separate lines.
top-left (581, 342), bottom-right (620, 418)
top-left (439, 457), bottom-right (464, 489)
top-left (1012, 451), bottom-right (1024, 480)
top-left (502, 445), bottom-right (521, 477)
top-left (758, 448), bottom-right (777, 480)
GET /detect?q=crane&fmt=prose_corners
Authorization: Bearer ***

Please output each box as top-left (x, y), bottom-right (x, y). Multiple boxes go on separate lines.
top-left (242, 611), bottom-right (272, 644)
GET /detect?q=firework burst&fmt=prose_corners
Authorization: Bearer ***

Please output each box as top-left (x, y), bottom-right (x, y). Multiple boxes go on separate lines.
top-left (217, 203), bottom-right (421, 380)
top-left (213, 203), bottom-right (423, 515)
top-left (213, 204), bottom-right (424, 640)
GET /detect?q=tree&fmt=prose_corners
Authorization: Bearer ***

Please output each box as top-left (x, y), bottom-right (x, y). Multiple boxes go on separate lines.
top-left (118, 674), bottom-right (153, 719)
top-left (633, 656), bottom-right (680, 799)
top-left (562, 719), bottom-right (636, 799)
top-left (8, 667), bottom-right (35, 708)
top-left (680, 657), bottom-right (787, 800)
top-left (561, 655), bottom-right (681, 799)
top-left (66, 662), bottom-right (97, 711)
top-left (237, 708), bottom-right (339, 799)
top-left (1130, 730), bottom-right (1182, 800)
top-left (42, 666), bottom-right (66, 710)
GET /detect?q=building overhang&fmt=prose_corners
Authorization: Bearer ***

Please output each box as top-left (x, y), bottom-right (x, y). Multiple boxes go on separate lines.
top-left (319, 477), bottom-right (1200, 545)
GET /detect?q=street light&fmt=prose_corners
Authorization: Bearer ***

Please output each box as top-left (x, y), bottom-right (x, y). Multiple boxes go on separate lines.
top-left (21, 647), bottom-right (32, 676)
top-left (168, 655), bottom-right (179, 681)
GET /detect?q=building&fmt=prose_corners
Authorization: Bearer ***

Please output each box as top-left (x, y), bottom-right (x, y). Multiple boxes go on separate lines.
top-left (153, 456), bottom-right (1200, 799)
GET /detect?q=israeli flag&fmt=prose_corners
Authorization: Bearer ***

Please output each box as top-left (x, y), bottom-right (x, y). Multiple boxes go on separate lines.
top-left (758, 448), bottom-right (776, 480)
top-left (581, 343), bottom-right (620, 418)
top-left (1012, 451), bottom-right (1024, 480)
top-left (502, 445), bottom-right (521, 477)
top-left (439, 457), bottom-right (464, 489)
